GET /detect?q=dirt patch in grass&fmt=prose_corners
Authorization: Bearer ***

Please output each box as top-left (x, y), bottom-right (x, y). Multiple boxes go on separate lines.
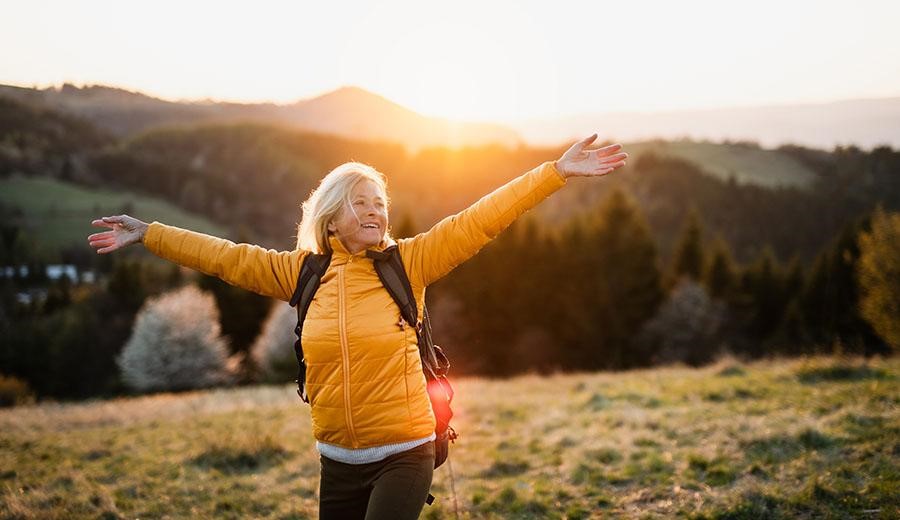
top-left (480, 457), bottom-right (530, 478)
top-left (796, 363), bottom-right (892, 384)
top-left (742, 427), bottom-right (836, 464)
top-left (190, 435), bottom-right (291, 474)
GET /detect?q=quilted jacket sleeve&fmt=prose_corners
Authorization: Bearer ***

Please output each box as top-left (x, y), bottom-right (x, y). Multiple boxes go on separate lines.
top-left (399, 161), bottom-right (566, 288)
top-left (142, 222), bottom-right (307, 302)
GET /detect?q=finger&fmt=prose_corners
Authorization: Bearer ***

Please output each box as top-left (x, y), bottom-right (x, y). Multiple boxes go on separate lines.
top-left (91, 219), bottom-right (117, 229)
top-left (579, 133), bottom-right (598, 147)
top-left (592, 143), bottom-right (623, 157)
top-left (567, 133), bottom-right (598, 154)
top-left (96, 245), bottom-right (117, 254)
top-left (578, 161), bottom-right (626, 178)
top-left (102, 216), bottom-right (125, 224)
top-left (89, 237), bottom-right (116, 247)
top-left (87, 231), bottom-right (115, 241)
top-left (596, 152), bottom-right (628, 164)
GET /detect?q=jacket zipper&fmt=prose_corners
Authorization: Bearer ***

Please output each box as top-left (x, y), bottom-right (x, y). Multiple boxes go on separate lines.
top-left (337, 265), bottom-right (359, 447)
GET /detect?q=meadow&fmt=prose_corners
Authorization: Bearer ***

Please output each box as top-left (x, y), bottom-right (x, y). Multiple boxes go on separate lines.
top-left (1, 356), bottom-right (897, 519)
top-left (0, 176), bottom-right (225, 260)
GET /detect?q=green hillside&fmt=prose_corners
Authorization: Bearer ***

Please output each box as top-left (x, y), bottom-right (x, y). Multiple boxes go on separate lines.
top-left (624, 140), bottom-right (819, 188)
top-left (1, 176), bottom-right (227, 260)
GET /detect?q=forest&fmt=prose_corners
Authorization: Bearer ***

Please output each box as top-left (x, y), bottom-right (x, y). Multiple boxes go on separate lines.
top-left (1, 94), bottom-right (898, 402)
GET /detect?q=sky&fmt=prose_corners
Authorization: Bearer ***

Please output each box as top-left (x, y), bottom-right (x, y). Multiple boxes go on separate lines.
top-left (2, 0), bottom-right (899, 122)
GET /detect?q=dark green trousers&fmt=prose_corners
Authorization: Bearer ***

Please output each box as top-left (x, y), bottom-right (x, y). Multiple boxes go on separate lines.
top-left (318, 441), bottom-right (434, 520)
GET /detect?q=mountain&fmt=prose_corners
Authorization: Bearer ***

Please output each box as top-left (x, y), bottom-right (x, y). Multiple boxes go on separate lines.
top-left (4, 82), bottom-right (898, 151)
top-left (514, 98), bottom-right (900, 151)
top-left (3, 90), bottom-right (899, 267)
top-left (277, 86), bottom-right (520, 150)
top-left (0, 83), bottom-right (520, 151)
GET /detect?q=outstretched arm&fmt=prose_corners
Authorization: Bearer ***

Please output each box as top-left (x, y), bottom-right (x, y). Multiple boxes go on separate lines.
top-left (88, 215), bottom-right (306, 302)
top-left (400, 134), bottom-right (627, 287)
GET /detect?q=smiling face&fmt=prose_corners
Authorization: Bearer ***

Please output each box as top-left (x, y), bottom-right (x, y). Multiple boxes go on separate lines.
top-left (327, 179), bottom-right (389, 254)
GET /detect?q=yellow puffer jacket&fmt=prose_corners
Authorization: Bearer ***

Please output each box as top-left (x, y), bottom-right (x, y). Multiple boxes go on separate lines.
top-left (143, 161), bottom-right (566, 448)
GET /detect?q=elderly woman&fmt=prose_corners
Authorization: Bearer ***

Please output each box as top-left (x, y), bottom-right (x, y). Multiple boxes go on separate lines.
top-left (88, 134), bottom-right (626, 519)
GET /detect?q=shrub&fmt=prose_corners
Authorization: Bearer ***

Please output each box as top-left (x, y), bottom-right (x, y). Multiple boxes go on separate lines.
top-left (118, 285), bottom-right (232, 392)
top-left (0, 374), bottom-right (35, 407)
top-left (638, 279), bottom-right (726, 365)
top-left (250, 302), bottom-right (297, 383)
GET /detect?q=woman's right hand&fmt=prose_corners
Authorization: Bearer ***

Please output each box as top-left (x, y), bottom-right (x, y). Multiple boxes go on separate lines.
top-left (88, 215), bottom-right (149, 254)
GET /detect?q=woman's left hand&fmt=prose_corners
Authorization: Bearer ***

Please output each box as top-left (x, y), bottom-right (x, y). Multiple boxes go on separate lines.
top-left (555, 134), bottom-right (627, 179)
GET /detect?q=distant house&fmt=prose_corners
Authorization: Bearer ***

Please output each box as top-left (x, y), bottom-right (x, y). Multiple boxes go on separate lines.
top-left (0, 264), bottom-right (94, 283)
top-left (1, 264), bottom-right (96, 305)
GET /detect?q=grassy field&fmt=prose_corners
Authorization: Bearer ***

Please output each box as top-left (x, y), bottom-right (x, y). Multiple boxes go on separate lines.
top-left (1, 356), bottom-right (897, 519)
top-left (1, 176), bottom-right (226, 260)
top-left (624, 141), bottom-right (818, 189)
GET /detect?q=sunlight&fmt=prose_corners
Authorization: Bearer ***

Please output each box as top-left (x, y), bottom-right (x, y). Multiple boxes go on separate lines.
top-left (2, 0), bottom-right (899, 121)
top-left (377, 31), bottom-right (523, 121)
top-left (334, 1), bottom-right (557, 122)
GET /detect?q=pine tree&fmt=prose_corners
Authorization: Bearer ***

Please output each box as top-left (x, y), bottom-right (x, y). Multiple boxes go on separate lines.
top-left (584, 189), bottom-right (664, 368)
top-left (671, 207), bottom-right (704, 282)
top-left (799, 218), bottom-right (880, 353)
top-left (704, 237), bottom-right (738, 301)
top-left (740, 246), bottom-right (785, 355)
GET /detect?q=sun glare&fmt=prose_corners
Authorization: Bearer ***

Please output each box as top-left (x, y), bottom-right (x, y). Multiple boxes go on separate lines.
top-left (333, 1), bottom-right (558, 122)
top-left (379, 33), bottom-right (522, 121)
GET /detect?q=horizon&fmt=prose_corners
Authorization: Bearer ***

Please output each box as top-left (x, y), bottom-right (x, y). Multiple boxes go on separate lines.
top-left (3, 0), bottom-right (900, 123)
top-left (5, 80), bottom-right (900, 124)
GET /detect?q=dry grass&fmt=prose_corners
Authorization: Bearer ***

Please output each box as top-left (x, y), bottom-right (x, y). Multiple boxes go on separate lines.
top-left (2, 356), bottom-right (898, 519)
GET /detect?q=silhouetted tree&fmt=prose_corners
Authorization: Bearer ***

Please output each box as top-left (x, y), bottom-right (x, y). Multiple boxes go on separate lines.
top-left (704, 237), bottom-right (739, 301)
top-left (671, 207), bottom-right (705, 283)
top-left (580, 189), bottom-right (664, 368)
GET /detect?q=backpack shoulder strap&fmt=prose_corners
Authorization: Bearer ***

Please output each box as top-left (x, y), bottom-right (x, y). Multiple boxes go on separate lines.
top-left (290, 251), bottom-right (331, 403)
top-left (367, 247), bottom-right (448, 380)
top-left (366, 246), bottom-right (418, 327)
top-left (290, 252), bottom-right (332, 309)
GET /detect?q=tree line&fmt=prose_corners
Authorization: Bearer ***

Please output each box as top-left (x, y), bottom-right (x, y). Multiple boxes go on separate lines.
top-left (2, 94), bottom-right (898, 402)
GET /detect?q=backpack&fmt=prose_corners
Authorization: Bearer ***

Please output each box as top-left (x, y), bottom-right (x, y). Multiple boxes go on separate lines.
top-left (289, 245), bottom-right (458, 472)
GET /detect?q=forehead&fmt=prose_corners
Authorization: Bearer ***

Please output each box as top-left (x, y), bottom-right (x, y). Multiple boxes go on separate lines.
top-left (350, 178), bottom-right (386, 199)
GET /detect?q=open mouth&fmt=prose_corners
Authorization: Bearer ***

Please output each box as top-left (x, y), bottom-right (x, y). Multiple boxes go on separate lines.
top-left (361, 223), bottom-right (379, 229)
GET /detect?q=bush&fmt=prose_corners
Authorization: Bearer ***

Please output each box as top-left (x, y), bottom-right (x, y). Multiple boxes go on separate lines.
top-left (0, 374), bottom-right (35, 407)
top-left (638, 279), bottom-right (726, 365)
top-left (250, 302), bottom-right (297, 383)
top-left (118, 285), bottom-right (233, 392)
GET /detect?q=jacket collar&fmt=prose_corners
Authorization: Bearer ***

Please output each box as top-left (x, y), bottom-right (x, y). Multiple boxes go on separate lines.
top-left (327, 235), bottom-right (395, 264)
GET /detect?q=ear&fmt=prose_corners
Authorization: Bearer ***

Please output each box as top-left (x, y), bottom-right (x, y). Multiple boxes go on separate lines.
top-left (327, 220), bottom-right (336, 233)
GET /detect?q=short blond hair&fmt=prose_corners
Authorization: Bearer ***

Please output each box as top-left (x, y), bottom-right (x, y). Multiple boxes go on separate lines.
top-left (296, 162), bottom-right (390, 253)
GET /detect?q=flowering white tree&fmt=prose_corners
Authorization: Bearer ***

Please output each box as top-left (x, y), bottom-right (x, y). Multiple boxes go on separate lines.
top-left (638, 278), bottom-right (726, 366)
top-left (118, 285), bottom-right (232, 392)
top-left (250, 302), bottom-right (297, 383)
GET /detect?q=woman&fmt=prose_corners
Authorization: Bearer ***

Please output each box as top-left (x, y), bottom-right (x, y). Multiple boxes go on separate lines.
top-left (87, 134), bottom-right (627, 519)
